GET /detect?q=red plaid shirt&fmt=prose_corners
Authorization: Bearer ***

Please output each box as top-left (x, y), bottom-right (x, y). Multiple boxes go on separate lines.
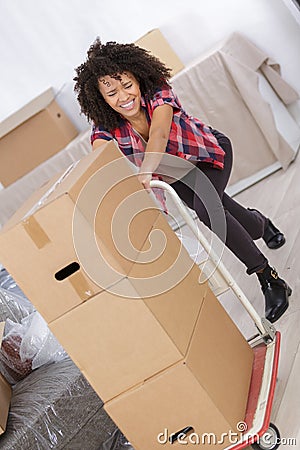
top-left (91, 84), bottom-right (225, 168)
top-left (91, 85), bottom-right (225, 211)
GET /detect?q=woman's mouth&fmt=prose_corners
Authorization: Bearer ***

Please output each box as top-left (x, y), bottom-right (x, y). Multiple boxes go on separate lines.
top-left (120, 99), bottom-right (135, 110)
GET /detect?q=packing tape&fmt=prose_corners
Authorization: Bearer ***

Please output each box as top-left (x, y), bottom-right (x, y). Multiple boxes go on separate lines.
top-left (69, 271), bottom-right (95, 301)
top-left (23, 217), bottom-right (50, 249)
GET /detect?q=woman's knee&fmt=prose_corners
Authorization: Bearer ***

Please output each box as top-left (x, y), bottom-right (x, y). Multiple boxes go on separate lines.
top-left (247, 208), bottom-right (266, 240)
top-left (211, 129), bottom-right (232, 151)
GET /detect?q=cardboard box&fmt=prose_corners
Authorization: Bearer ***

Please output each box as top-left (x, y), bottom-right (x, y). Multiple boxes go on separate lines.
top-left (49, 277), bottom-right (197, 402)
top-left (0, 140), bottom-right (254, 446)
top-left (0, 88), bottom-right (78, 187)
top-left (105, 288), bottom-right (254, 450)
top-left (0, 141), bottom-right (161, 322)
top-left (0, 323), bottom-right (12, 435)
top-left (135, 29), bottom-right (184, 76)
top-left (48, 212), bottom-right (208, 401)
top-left (49, 269), bottom-right (207, 402)
top-left (127, 213), bottom-right (208, 355)
top-left (0, 145), bottom-right (210, 401)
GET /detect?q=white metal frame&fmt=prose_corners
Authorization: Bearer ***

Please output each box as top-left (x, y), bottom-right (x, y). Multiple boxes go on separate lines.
top-left (150, 180), bottom-right (276, 341)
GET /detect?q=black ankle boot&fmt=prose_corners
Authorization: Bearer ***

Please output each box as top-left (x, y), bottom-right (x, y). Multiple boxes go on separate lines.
top-left (263, 218), bottom-right (286, 249)
top-left (257, 266), bottom-right (292, 323)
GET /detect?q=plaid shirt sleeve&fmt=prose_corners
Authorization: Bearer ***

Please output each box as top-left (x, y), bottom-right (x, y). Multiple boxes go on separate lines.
top-left (90, 126), bottom-right (113, 145)
top-left (151, 85), bottom-right (182, 112)
top-left (147, 85), bottom-right (225, 170)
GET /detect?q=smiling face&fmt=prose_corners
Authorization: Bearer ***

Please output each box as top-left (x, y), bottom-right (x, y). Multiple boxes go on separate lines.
top-left (98, 72), bottom-right (142, 121)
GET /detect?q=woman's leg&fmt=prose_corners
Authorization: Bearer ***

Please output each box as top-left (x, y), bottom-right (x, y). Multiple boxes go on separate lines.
top-left (194, 132), bottom-right (268, 273)
top-left (222, 193), bottom-right (266, 240)
top-left (208, 130), bottom-right (268, 239)
top-left (171, 163), bottom-right (268, 275)
top-left (210, 129), bottom-right (285, 246)
top-left (171, 130), bottom-right (291, 322)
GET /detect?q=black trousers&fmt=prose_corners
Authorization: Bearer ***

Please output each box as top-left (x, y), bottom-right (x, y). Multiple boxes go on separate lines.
top-left (171, 130), bottom-right (268, 275)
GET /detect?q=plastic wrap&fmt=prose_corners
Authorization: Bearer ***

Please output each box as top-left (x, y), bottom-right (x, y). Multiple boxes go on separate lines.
top-left (1, 311), bottom-right (67, 384)
top-left (0, 358), bottom-right (118, 449)
top-left (0, 269), bottom-right (68, 384)
top-left (102, 428), bottom-right (134, 450)
top-left (0, 278), bottom-right (35, 324)
top-left (0, 269), bottom-right (28, 296)
top-left (0, 269), bottom-right (126, 448)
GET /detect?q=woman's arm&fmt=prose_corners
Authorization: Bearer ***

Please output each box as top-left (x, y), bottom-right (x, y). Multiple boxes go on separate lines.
top-left (138, 103), bottom-right (173, 191)
top-left (92, 139), bottom-right (110, 150)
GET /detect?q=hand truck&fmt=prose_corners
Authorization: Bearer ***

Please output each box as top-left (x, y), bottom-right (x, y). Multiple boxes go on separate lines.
top-left (150, 180), bottom-right (282, 450)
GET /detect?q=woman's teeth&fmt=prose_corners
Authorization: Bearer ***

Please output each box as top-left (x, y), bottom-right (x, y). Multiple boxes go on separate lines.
top-left (121, 100), bottom-right (134, 108)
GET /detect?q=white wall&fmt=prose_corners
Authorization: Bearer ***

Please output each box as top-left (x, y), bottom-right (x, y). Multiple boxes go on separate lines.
top-left (1, 0), bottom-right (300, 131)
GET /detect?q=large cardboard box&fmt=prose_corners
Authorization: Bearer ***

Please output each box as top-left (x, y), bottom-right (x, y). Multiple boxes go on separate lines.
top-left (49, 271), bottom-right (206, 402)
top-left (0, 323), bottom-right (12, 435)
top-left (0, 88), bottom-right (78, 188)
top-left (0, 181), bottom-right (207, 401)
top-left (0, 141), bottom-right (254, 447)
top-left (49, 213), bottom-right (208, 400)
top-left (135, 29), bottom-right (184, 76)
top-left (105, 288), bottom-right (254, 450)
top-left (0, 141), bottom-right (161, 322)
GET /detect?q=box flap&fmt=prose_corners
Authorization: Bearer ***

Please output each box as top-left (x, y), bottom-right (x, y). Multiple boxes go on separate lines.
top-left (0, 172), bottom-right (64, 232)
top-left (0, 140), bottom-right (127, 233)
top-left (0, 88), bottom-right (54, 138)
top-left (0, 322), bottom-right (5, 343)
top-left (135, 29), bottom-right (184, 76)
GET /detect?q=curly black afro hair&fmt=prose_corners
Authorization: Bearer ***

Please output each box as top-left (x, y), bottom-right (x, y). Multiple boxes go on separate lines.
top-left (74, 38), bottom-right (172, 130)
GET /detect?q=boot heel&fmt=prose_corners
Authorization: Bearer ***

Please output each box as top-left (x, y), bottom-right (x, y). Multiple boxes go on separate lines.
top-left (257, 265), bottom-right (290, 323)
top-left (263, 218), bottom-right (286, 249)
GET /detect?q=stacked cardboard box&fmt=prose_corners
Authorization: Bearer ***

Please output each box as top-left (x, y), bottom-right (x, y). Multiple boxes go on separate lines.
top-left (0, 88), bottom-right (78, 188)
top-left (135, 29), bottom-right (184, 77)
top-left (0, 141), bottom-right (253, 448)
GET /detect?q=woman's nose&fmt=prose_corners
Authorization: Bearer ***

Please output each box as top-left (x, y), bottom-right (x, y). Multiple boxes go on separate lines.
top-left (118, 89), bottom-right (130, 101)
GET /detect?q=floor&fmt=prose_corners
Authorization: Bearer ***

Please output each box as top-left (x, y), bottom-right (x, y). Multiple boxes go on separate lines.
top-left (169, 150), bottom-right (300, 449)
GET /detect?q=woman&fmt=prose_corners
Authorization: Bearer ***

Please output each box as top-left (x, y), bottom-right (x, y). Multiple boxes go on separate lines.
top-left (74, 38), bottom-right (291, 323)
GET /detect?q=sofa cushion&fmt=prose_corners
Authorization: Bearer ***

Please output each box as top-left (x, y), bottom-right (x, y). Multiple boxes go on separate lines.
top-left (0, 357), bottom-right (117, 449)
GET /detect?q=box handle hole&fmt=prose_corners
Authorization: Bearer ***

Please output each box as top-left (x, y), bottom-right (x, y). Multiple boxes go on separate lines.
top-left (169, 426), bottom-right (194, 444)
top-left (55, 262), bottom-right (80, 281)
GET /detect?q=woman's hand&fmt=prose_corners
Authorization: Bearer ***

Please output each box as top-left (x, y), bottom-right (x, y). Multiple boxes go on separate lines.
top-left (138, 171), bottom-right (152, 192)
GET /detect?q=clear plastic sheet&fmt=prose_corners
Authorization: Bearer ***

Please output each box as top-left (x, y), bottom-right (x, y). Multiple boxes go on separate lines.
top-left (102, 428), bottom-right (135, 450)
top-left (0, 269), bottom-right (29, 297)
top-left (0, 280), bottom-right (35, 324)
top-left (0, 268), bottom-right (130, 449)
top-left (1, 312), bottom-right (67, 384)
top-left (0, 269), bottom-right (67, 384)
top-left (0, 358), bottom-right (117, 449)
top-left (0, 272), bottom-right (36, 383)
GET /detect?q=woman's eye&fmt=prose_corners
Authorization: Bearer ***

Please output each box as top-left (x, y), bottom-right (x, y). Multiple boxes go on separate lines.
top-left (125, 84), bottom-right (132, 89)
top-left (107, 92), bottom-right (116, 97)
